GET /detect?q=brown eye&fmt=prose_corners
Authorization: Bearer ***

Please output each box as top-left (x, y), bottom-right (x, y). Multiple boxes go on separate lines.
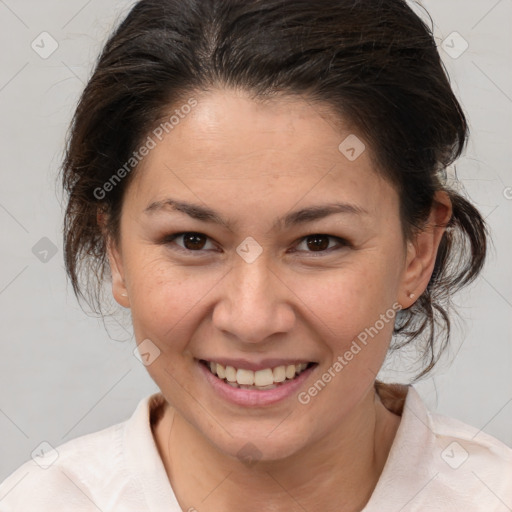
top-left (294, 234), bottom-right (349, 255)
top-left (182, 233), bottom-right (207, 250)
top-left (161, 232), bottom-right (216, 253)
top-left (306, 235), bottom-right (330, 251)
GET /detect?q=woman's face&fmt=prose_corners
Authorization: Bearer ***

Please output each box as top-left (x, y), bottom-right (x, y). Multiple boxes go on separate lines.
top-left (109, 89), bottom-right (425, 461)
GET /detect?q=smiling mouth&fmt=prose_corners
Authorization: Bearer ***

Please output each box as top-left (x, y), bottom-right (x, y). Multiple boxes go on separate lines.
top-left (200, 359), bottom-right (317, 390)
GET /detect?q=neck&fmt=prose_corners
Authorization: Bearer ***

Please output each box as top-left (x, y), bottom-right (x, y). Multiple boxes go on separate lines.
top-left (153, 385), bottom-right (401, 512)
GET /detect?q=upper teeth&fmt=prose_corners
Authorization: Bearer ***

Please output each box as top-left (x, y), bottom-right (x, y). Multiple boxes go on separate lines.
top-left (208, 361), bottom-right (309, 387)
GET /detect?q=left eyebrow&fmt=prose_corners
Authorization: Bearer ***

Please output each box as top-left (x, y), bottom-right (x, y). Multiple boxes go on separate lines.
top-left (144, 197), bottom-right (368, 231)
top-left (278, 203), bottom-right (368, 230)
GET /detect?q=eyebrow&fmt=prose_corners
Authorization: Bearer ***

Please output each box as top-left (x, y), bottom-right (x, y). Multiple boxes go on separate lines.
top-left (144, 197), bottom-right (368, 231)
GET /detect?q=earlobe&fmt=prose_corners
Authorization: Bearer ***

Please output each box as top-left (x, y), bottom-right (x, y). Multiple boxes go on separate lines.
top-left (399, 191), bottom-right (452, 308)
top-left (398, 241), bottom-right (421, 308)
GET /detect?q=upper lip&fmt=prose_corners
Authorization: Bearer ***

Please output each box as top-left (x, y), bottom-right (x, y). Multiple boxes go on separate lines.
top-left (198, 358), bottom-right (316, 372)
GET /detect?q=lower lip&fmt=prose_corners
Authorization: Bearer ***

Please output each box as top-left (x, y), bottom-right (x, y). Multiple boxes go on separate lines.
top-left (197, 360), bottom-right (317, 407)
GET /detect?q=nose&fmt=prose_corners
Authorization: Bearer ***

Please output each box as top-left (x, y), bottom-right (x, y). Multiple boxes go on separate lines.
top-left (211, 256), bottom-right (296, 344)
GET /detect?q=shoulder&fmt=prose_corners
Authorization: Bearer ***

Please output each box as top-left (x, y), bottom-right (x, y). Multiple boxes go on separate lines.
top-left (0, 395), bottom-right (156, 511)
top-left (405, 387), bottom-right (512, 510)
top-left (368, 384), bottom-right (512, 511)
top-left (428, 404), bottom-right (512, 493)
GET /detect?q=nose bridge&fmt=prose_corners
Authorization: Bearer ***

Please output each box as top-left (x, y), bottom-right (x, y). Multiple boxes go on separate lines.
top-left (234, 255), bottom-right (272, 306)
top-left (213, 253), bottom-right (294, 343)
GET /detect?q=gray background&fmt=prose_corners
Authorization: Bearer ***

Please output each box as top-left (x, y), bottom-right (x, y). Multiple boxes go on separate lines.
top-left (0, 0), bottom-right (511, 483)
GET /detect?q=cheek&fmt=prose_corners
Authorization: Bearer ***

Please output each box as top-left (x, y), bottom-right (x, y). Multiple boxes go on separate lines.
top-left (126, 254), bottom-right (224, 346)
top-left (296, 254), bottom-right (402, 373)
top-left (297, 270), bottom-right (400, 410)
top-left (303, 256), bottom-right (400, 326)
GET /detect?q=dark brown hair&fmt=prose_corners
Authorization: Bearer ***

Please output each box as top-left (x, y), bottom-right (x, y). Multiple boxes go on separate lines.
top-left (61, 0), bottom-right (487, 379)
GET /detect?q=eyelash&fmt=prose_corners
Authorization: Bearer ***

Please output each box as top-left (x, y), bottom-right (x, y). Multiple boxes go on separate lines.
top-left (159, 232), bottom-right (351, 256)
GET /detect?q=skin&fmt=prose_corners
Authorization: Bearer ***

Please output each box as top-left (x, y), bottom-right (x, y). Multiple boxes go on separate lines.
top-left (106, 89), bottom-right (451, 511)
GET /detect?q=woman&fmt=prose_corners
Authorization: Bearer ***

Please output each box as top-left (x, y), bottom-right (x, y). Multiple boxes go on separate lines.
top-left (1, 0), bottom-right (510, 510)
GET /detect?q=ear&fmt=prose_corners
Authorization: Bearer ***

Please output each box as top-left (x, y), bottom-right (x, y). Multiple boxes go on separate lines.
top-left (107, 239), bottom-right (131, 308)
top-left (98, 209), bottom-right (130, 308)
top-left (399, 191), bottom-right (452, 308)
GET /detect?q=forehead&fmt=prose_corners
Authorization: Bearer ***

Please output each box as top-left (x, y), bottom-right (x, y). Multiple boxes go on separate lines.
top-left (149, 90), bottom-right (364, 173)
top-left (126, 89), bottom-right (396, 221)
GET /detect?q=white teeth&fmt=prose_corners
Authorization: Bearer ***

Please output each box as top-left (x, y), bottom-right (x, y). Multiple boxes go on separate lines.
top-left (205, 360), bottom-right (312, 387)
top-left (216, 363), bottom-right (226, 379)
top-left (256, 384), bottom-right (278, 390)
top-left (225, 365), bottom-right (237, 382)
top-left (236, 368), bottom-right (255, 386)
top-left (285, 365), bottom-right (296, 379)
top-left (254, 368), bottom-right (274, 387)
top-left (273, 365), bottom-right (286, 382)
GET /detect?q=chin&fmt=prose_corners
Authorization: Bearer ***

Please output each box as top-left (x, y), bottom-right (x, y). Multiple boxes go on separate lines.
top-left (208, 424), bottom-right (311, 465)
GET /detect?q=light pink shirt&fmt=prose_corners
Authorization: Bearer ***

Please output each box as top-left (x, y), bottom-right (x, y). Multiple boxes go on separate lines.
top-left (1, 386), bottom-right (511, 511)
